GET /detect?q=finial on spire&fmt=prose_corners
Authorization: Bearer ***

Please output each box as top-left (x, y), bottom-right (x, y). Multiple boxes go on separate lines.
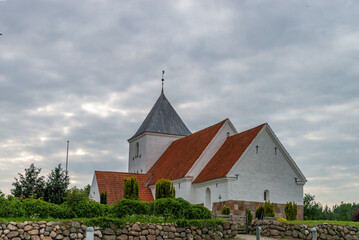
top-left (161, 70), bottom-right (165, 93)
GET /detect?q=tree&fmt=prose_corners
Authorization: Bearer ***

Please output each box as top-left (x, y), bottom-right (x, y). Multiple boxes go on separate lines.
top-left (11, 163), bottom-right (45, 199)
top-left (155, 179), bottom-right (175, 199)
top-left (303, 193), bottom-right (323, 220)
top-left (44, 164), bottom-right (69, 204)
top-left (0, 190), bottom-right (4, 197)
top-left (123, 177), bottom-right (139, 200)
top-left (100, 192), bottom-right (107, 204)
top-left (82, 184), bottom-right (91, 197)
top-left (264, 201), bottom-right (274, 217)
top-left (285, 201), bottom-right (298, 220)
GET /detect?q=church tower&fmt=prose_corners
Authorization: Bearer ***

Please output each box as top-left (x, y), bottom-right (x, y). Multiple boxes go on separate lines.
top-left (128, 83), bottom-right (191, 173)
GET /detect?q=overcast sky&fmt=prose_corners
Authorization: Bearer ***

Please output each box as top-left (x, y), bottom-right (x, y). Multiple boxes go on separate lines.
top-left (0, 0), bottom-right (358, 206)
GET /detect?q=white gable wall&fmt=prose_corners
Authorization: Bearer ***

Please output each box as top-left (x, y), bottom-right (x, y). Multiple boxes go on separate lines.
top-left (128, 133), bottom-right (183, 173)
top-left (89, 173), bottom-right (100, 202)
top-left (227, 126), bottom-right (304, 205)
top-left (186, 119), bottom-right (237, 180)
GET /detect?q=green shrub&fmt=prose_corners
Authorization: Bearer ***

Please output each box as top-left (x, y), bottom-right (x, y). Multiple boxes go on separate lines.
top-left (285, 201), bottom-right (298, 220)
top-left (221, 205), bottom-right (230, 215)
top-left (352, 208), bottom-right (359, 222)
top-left (246, 208), bottom-right (253, 224)
top-left (22, 198), bottom-right (52, 218)
top-left (155, 179), bottom-right (175, 199)
top-left (124, 177), bottom-right (139, 200)
top-left (0, 196), bottom-right (24, 217)
top-left (255, 206), bottom-right (264, 220)
top-left (63, 199), bottom-right (107, 218)
top-left (100, 192), bottom-right (107, 204)
top-left (186, 204), bottom-right (212, 219)
top-left (111, 199), bottom-right (149, 218)
top-left (264, 201), bottom-right (275, 217)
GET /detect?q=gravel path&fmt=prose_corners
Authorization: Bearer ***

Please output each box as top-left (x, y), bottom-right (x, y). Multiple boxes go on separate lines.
top-left (236, 234), bottom-right (277, 240)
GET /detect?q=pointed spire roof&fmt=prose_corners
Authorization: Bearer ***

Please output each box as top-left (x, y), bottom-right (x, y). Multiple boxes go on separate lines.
top-left (129, 90), bottom-right (191, 141)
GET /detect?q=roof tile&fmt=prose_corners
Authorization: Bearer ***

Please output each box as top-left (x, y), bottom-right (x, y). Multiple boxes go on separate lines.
top-left (95, 171), bottom-right (153, 204)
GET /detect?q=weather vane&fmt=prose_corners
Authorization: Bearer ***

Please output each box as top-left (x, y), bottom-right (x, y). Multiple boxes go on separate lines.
top-left (161, 70), bottom-right (165, 86)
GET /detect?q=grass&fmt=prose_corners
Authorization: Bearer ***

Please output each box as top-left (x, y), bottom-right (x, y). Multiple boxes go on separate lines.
top-left (277, 219), bottom-right (359, 227)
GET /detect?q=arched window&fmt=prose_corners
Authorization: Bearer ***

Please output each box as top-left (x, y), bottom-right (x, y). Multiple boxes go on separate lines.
top-left (264, 190), bottom-right (270, 201)
top-left (135, 142), bottom-right (139, 157)
top-left (205, 188), bottom-right (211, 210)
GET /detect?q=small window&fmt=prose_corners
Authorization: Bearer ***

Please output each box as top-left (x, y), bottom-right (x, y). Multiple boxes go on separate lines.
top-left (274, 147), bottom-right (277, 155)
top-left (135, 142), bottom-right (139, 157)
top-left (256, 145), bottom-right (259, 154)
top-left (179, 183), bottom-right (180, 189)
top-left (264, 190), bottom-right (270, 201)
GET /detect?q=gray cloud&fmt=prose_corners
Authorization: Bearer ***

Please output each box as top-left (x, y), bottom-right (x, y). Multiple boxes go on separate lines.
top-left (0, 0), bottom-right (358, 206)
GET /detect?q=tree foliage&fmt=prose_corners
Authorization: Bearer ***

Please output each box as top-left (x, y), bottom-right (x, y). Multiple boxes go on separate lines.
top-left (246, 208), bottom-right (253, 224)
top-left (11, 163), bottom-right (45, 199)
top-left (285, 201), bottom-right (298, 220)
top-left (155, 179), bottom-right (175, 199)
top-left (123, 177), bottom-right (139, 200)
top-left (100, 192), bottom-right (107, 204)
top-left (255, 206), bottom-right (264, 220)
top-left (264, 201), bottom-right (274, 217)
top-left (221, 205), bottom-right (230, 215)
top-left (44, 164), bottom-right (69, 204)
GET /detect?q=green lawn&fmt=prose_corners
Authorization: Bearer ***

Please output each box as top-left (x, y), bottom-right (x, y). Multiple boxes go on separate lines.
top-left (278, 219), bottom-right (359, 227)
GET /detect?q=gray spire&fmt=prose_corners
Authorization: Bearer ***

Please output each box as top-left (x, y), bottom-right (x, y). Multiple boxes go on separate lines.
top-left (129, 90), bottom-right (191, 141)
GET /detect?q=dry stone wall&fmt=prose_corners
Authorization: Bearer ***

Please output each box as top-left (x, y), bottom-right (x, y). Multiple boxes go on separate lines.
top-left (251, 220), bottom-right (359, 240)
top-left (0, 221), bottom-right (237, 240)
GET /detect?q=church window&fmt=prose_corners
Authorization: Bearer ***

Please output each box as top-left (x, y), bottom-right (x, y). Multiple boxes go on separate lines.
top-left (275, 147), bottom-right (277, 155)
top-left (235, 174), bottom-right (239, 180)
top-left (264, 190), bottom-right (270, 201)
top-left (216, 183), bottom-right (218, 187)
top-left (135, 142), bottom-right (139, 157)
top-left (178, 183), bottom-right (180, 189)
top-left (256, 145), bottom-right (259, 154)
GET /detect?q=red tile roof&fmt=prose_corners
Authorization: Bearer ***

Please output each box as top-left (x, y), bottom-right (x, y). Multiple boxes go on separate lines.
top-left (193, 124), bottom-right (265, 183)
top-left (148, 119), bottom-right (227, 185)
top-left (95, 171), bottom-right (153, 204)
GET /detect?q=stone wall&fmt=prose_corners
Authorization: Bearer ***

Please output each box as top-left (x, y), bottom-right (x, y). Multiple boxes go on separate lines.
top-left (0, 221), bottom-right (238, 240)
top-left (250, 220), bottom-right (359, 240)
top-left (212, 200), bottom-right (304, 220)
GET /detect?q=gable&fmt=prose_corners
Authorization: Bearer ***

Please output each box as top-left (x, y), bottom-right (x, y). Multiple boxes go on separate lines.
top-left (148, 119), bottom-right (227, 185)
top-left (95, 171), bottom-right (153, 204)
top-left (193, 124), bottom-right (265, 183)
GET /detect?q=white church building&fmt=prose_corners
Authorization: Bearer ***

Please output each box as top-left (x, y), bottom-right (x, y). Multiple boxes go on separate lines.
top-left (90, 86), bottom-right (306, 219)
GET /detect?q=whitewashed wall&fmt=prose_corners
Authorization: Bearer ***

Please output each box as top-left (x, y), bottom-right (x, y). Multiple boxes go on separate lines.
top-left (227, 127), bottom-right (304, 205)
top-left (89, 174), bottom-right (100, 202)
top-left (192, 179), bottom-right (229, 210)
top-left (128, 133), bottom-right (183, 173)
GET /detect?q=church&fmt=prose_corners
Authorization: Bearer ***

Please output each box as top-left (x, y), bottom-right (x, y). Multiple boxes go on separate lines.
top-left (89, 84), bottom-right (307, 220)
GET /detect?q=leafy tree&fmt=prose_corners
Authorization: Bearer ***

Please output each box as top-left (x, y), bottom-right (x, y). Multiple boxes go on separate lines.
top-left (221, 205), bottom-right (230, 215)
top-left (11, 163), bottom-right (45, 199)
top-left (255, 206), bottom-right (264, 220)
top-left (352, 208), bottom-right (359, 222)
top-left (123, 177), bottom-right (139, 200)
top-left (246, 208), bottom-right (253, 224)
top-left (155, 179), bottom-right (175, 199)
top-left (100, 192), bottom-right (107, 204)
top-left (303, 193), bottom-right (323, 220)
top-left (0, 190), bottom-right (4, 197)
top-left (82, 184), bottom-right (91, 197)
top-left (44, 164), bottom-right (69, 204)
top-left (64, 187), bottom-right (89, 204)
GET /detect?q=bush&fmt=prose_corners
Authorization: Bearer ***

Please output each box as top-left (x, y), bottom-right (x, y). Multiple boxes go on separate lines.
top-left (264, 201), bottom-right (274, 217)
top-left (111, 199), bottom-right (149, 218)
top-left (352, 208), bottom-right (359, 222)
top-left (124, 177), bottom-right (139, 200)
top-left (246, 208), bottom-right (253, 224)
top-left (285, 201), bottom-right (298, 220)
top-left (255, 206), bottom-right (264, 220)
top-left (186, 204), bottom-right (212, 219)
top-left (100, 192), bottom-right (107, 204)
top-left (155, 179), bottom-right (175, 199)
top-left (221, 205), bottom-right (230, 215)
top-left (0, 196), bottom-right (24, 217)
top-left (22, 198), bottom-right (52, 218)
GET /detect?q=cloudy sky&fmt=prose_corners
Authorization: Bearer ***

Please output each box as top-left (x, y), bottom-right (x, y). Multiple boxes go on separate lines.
top-left (0, 0), bottom-right (358, 206)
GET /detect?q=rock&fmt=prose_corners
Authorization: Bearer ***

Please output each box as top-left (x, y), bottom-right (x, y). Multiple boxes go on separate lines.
top-left (24, 232), bottom-right (31, 240)
top-left (156, 226), bottom-right (162, 231)
top-left (78, 233), bottom-right (83, 238)
top-left (117, 235), bottom-right (128, 240)
top-left (71, 222), bottom-right (80, 228)
top-left (270, 229), bottom-right (279, 236)
top-left (94, 230), bottom-right (102, 237)
top-left (155, 236), bottom-right (162, 240)
top-left (4, 230), bottom-right (10, 235)
top-left (7, 226), bottom-right (17, 232)
top-left (132, 224), bottom-right (141, 232)
top-left (42, 237), bottom-right (52, 240)
top-left (292, 230), bottom-right (298, 238)
top-left (69, 233), bottom-right (77, 239)
top-left (32, 236), bottom-right (40, 240)
top-left (50, 231), bottom-right (57, 238)
top-left (223, 223), bottom-right (230, 230)
top-left (103, 235), bottom-right (116, 240)
top-left (139, 236), bottom-right (146, 240)
top-left (103, 228), bottom-right (115, 235)
top-left (7, 231), bottom-right (19, 238)
top-left (55, 234), bottom-right (64, 240)
top-left (24, 226), bottom-right (33, 232)
top-left (163, 226), bottom-right (170, 232)
top-left (129, 231), bottom-right (139, 236)
top-left (141, 230), bottom-right (149, 236)
top-left (28, 230), bottom-right (39, 235)
top-left (168, 232), bottom-right (174, 239)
